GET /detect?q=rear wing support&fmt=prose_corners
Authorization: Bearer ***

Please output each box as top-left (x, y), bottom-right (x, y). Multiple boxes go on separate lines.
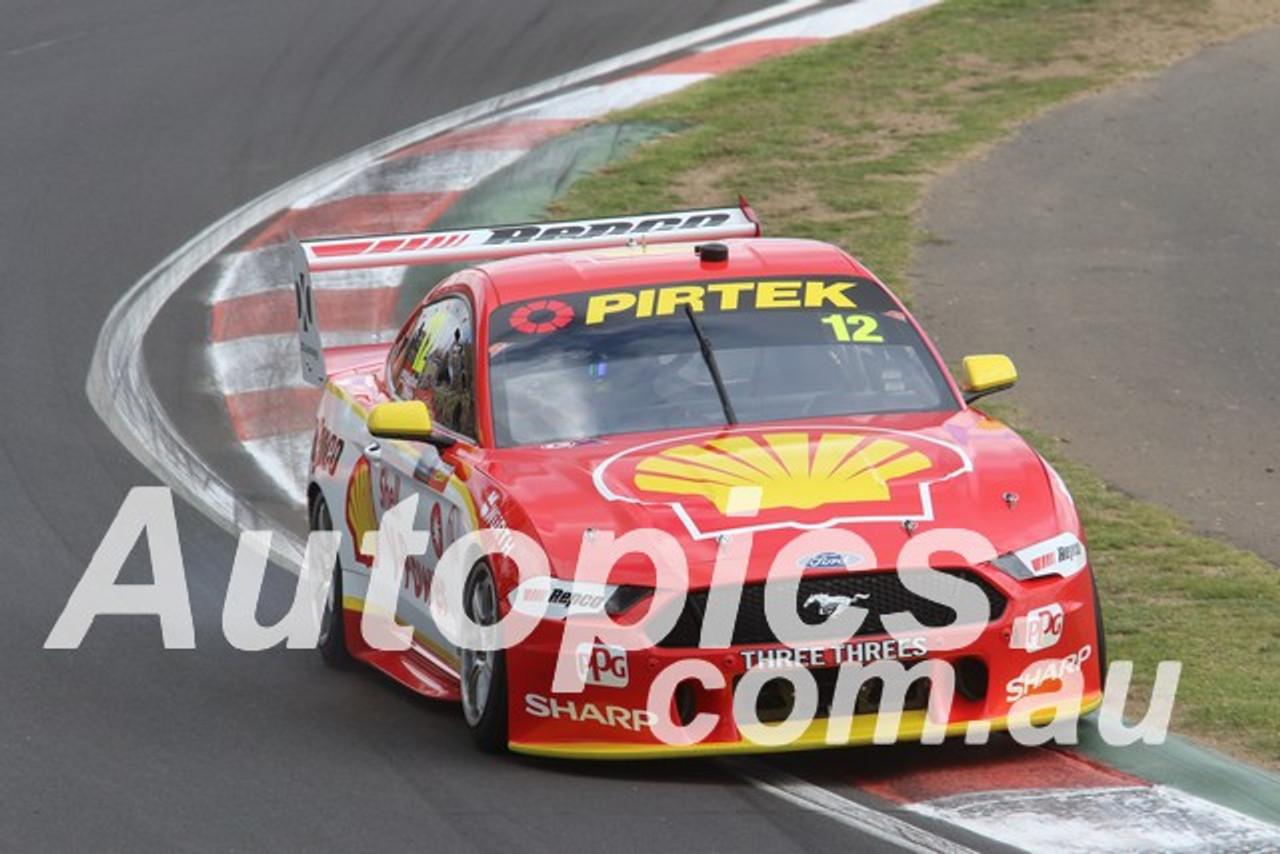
top-left (290, 199), bottom-right (761, 386)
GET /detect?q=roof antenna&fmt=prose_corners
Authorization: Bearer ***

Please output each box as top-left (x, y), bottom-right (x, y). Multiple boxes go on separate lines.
top-left (696, 242), bottom-right (730, 262)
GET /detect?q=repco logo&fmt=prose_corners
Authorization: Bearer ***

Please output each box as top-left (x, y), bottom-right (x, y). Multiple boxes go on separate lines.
top-left (484, 213), bottom-right (731, 245)
top-left (575, 643), bottom-right (629, 688)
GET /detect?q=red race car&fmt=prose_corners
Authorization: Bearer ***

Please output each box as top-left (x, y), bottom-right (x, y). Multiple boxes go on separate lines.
top-left (295, 200), bottom-right (1105, 758)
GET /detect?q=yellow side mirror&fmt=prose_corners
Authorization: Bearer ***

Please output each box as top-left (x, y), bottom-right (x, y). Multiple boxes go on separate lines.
top-left (961, 354), bottom-right (1017, 403)
top-left (367, 401), bottom-right (437, 443)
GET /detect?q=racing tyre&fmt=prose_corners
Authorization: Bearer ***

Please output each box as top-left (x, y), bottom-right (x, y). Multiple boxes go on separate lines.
top-left (311, 495), bottom-right (354, 669)
top-left (461, 562), bottom-right (509, 752)
top-left (1091, 571), bottom-right (1108, 684)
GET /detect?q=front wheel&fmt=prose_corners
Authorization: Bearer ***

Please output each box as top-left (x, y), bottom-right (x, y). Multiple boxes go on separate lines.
top-left (460, 562), bottom-right (508, 752)
top-left (1090, 570), bottom-right (1108, 683)
top-left (311, 495), bottom-right (354, 669)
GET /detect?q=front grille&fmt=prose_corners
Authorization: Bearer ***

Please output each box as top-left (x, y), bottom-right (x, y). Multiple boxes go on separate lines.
top-left (658, 569), bottom-right (1006, 648)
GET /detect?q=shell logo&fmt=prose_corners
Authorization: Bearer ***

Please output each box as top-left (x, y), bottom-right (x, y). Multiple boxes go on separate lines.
top-left (634, 433), bottom-right (932, 514)
top-left (346, 456), bottom-right (378, 567)
top-left (594, 427), bottom-right (971, 539)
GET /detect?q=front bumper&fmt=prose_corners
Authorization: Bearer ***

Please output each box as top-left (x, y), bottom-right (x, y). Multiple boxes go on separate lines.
top-left (505, 566), bottom-right (1105, 758)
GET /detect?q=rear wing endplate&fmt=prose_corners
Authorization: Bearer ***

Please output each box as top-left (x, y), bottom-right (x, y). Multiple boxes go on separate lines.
top-left (290, 200), bottom-right (761, 385)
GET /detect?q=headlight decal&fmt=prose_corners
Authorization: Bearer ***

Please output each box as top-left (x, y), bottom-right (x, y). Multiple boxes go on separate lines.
top-left (993, 533), bottom-right (1088, 580)
top-left (508, 577), bottom-right (616, 619)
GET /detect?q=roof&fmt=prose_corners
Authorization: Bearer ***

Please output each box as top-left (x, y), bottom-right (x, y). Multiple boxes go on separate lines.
top-left (474, 237), bottom-right (877, 306)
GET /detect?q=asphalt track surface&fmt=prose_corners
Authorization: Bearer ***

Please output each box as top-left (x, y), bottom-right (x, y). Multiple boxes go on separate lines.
top-left (914, 26), bottom-right (1280, 566)
top-left (0, 2), bottom-right (995, 851)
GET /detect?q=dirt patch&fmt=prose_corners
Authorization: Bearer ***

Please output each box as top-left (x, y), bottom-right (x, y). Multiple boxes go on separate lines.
top-left (1074, 0), bottom-right (1280, 72)
top-left (870, 109), bottom-right (956, 139)
top-left (747, 181), bottom-right (831, 222)
top-left (667, 158), bottom-right (737, 208)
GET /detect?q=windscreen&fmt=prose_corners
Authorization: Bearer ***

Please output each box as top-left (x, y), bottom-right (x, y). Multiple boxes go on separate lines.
top-left (487, 277), bottom-right (957, 447)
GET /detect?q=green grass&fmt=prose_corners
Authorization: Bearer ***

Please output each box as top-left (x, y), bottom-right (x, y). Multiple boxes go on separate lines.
top-left (551, 0), bottom-right (1280, 766)
top-left (1008, 414), bottom-right (1280, 765)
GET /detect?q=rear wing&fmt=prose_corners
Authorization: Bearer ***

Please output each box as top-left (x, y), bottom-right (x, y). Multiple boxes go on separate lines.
top-left (291, 200), bottom-right (761, 385)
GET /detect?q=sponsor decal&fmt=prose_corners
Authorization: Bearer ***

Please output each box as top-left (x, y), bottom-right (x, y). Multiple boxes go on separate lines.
top-left (311, 232), bottom-right (469, 258)
top-left (635, 433), bottom-right (929, 513)
top-left (1006, 644), bottom-right (1093, 701)
top-left (377, 467), bottom-right (400, 512)
top-left (524, 693), bottom-right (654, 731)
top-left (511, 577), bottom-right (612, 619)
top-left (803, 592), bottom-right (870, 618)
top-left (1010, 603), bottom-right (1065, 653)
top-left (479, 489), bottom-right (515, 557)
top-left (429, 503), bottom-right (444, 559)
top-left (412, 454), bottom-right (454, 493)
top-left (510, 299), bottom-right (575, 334)
top-left (594, 427), bottom-right (970, 538)
top-left (445, 505), bottom-right (461, 547)
top-left (575, 643), bottom-right (629, 688)
top-left (403, 555), bottom-right (433, 604)
top-left (797, 551), bottom-right (864, 571)
top-left (1007, 533), bottom-right (1088, 579)
top-left (583, 280), bottom-right (860, 325)
top-left (311, 420), bottom-right (344, 477)
top-left (740, 636), bottom-right (928, 670)
top-left (550, 588), bottom-right (606, 609)
top-left (345, 456), bottom-right (377, 567)
top-left (484, 212), bottom-right (731, 247)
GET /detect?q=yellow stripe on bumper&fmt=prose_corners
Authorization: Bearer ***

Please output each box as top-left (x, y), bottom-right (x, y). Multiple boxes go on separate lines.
top-left (510, 693), bottom-right (1104, 760)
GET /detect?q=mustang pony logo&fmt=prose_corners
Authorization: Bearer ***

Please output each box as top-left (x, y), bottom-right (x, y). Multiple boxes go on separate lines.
top-left (593, 427), bottom-right (971, 539)
top-left (804, 593), bottom-right (870, 618)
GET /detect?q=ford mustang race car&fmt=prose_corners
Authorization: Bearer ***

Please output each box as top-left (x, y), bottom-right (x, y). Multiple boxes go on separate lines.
top-left (295, 200), bottom-right (1105, 758)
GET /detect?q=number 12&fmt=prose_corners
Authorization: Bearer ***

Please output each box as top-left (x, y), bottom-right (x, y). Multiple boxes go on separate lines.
top-left (822, 313), bottom-right (884, 343)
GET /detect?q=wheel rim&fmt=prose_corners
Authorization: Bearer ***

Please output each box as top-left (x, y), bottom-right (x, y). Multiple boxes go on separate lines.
top-left (461, 569), bottom-right (497, 726)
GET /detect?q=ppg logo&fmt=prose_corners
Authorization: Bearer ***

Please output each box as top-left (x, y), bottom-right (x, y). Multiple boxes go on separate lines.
top-left (1010, 603), bottom-right (1066, 652)
top-left (575, 643), bottom-right (629, 688)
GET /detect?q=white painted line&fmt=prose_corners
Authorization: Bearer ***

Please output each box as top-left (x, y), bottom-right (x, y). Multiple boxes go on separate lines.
top-left (508, 73), bottom-right (711, 121)
top-left (242, 432), bottom-right (312, 505)
top-left (732, 760), bottom-right (979, 854)
top-left (908, 785), bottom-right (1280, 853)
top-left (211, 331), bottom-right (395, 396)
top-left (5, 32), bottom-right (89, 58)
top-left (292, 148), bottom-right (527, 208)
top-left (210, 336), bottom-right (305, 395)
top-left (711, 0), bottom-right (940, 44)
top-left (211, 246), bottom-right (406, 303)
